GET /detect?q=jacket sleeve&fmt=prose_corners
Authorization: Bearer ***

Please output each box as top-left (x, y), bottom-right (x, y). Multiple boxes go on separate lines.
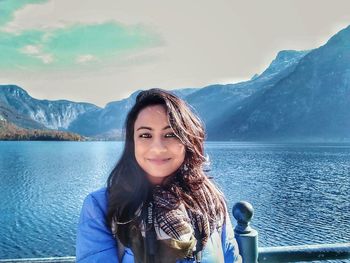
top-left (76, 193), bottom-right (120, 263)
top-left (221, 215), bottom-right (242, 263)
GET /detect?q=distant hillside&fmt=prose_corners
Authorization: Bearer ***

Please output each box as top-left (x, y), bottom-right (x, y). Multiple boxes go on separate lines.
top-left (207, 25), bottom-right (350, 141)
top-left (0, 100), bottom-right (45, 130)
top-left (0, 98), bottom-right (85, 141)
top-left (0, 85), bottom-right (198, 140)
top-left (185, 50), bottom-right (309, 125)
top-left (0, 85), bottom-right (99, 130)
top-left (67, 88), bottom-right (198, 138)
top-left (0, 120), bottom-right (84, 141)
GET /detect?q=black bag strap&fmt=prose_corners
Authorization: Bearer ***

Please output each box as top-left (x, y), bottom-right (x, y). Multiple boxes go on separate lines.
top-left (186, 209), bottom-right (203, 263)
top-left (116, 238), bottom-right (125, 262)
top-left (145, 200), bottom-right (156, 263)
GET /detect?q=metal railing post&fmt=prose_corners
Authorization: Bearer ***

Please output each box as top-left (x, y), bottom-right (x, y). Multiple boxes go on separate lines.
top-left (233, 201), bottom-right (258, 263)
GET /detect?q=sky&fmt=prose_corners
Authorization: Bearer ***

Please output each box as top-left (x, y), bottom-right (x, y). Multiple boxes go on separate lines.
top-left (0, 0), bottom-right (350, 107)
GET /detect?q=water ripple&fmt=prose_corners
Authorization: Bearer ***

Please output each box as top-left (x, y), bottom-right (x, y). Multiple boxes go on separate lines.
top-left (0, 141), bottom-right (349, 259)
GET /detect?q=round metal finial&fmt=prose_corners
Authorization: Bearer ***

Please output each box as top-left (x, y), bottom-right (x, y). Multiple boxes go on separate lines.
top-left (232, 201), bottom-right (254, 234)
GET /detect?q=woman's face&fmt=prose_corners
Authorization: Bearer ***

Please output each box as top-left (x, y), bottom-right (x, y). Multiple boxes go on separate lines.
top-left (134, 104), bottom-right (186, 185)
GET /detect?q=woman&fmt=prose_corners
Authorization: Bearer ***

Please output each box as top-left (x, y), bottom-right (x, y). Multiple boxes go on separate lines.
top-left (76, 89), bottom-right (242, 262)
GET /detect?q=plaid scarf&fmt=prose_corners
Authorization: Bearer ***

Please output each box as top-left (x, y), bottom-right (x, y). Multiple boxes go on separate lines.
top-left (112, 184), bottom-right (223, 262)
top-left (152, 184), bottom-right (220, 253)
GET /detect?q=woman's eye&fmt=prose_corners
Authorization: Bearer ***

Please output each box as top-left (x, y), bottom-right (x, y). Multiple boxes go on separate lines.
top-left (138, 133), bottom-right (176, 139)
top-left (139, 133), bottom-right (151, 138)
top-left (165, 133), bottom-right (176, 138)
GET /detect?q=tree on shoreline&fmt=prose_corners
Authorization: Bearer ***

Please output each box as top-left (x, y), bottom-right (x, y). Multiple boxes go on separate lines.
top-left (0, 120), bottom-right (84, 141)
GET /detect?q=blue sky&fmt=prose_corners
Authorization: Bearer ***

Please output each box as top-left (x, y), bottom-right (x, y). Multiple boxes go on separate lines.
top-left (0, 22), bottom-right (159, 68)
top-left (0, 0), bottom-right (161, 70)
top-left (0, 0), bottom-right (349, 106)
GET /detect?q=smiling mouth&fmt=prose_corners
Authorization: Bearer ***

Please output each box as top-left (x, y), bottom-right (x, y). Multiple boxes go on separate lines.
top-left (147, 158), bottom-right (171, 165)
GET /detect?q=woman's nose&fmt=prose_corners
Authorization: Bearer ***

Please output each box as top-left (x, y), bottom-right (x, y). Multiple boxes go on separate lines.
top-left (150, 138), bottom-right (167, 153)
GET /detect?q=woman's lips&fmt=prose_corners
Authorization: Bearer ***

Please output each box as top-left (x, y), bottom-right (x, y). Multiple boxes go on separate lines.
top-left (147, 158), bottom-right (171, 165)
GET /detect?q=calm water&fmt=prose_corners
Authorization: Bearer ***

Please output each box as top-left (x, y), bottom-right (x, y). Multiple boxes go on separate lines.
top-left (0, 141), bottom-right (349, 260)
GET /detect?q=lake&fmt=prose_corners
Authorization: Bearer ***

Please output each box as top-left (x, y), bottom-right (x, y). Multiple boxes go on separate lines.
top-left (0, 141), bottom-right (349, 260)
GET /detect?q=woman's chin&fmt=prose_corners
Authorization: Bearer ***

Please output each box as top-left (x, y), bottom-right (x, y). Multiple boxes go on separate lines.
top-left (147, 173), bottom-right (175, 185)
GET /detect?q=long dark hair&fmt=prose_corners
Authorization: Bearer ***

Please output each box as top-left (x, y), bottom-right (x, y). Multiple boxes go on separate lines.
top-left (106, 88), bottom-right (226, 244)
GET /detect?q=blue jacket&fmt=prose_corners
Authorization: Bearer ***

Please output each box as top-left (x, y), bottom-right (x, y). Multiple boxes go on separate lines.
top-left (76, 187), bottom-right (242, 262)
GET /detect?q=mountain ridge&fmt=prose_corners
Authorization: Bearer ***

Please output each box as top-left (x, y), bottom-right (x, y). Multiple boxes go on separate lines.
top-left (1, 25), bottom-right (350, 141)
top-left (206, 25), bottom-right (350, 141)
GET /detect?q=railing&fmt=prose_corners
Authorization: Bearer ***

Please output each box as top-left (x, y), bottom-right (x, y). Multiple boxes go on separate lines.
top-left (233, 201), bottom-right (350, 262)
top-left (0, 257), bottom-right (75, 263)
top-left (1, 201), bottom-right (349, 263)
top-left (258, 243), bottom-right (350, 262)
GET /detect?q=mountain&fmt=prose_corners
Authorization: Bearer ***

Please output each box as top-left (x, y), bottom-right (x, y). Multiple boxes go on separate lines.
top-left (68, 88), bottom-right (198, 138)
top-left (0, 85), bottom-right (99, 130)
top-left (68, 90), bottom-right (140, 138)
top-left (0, 97), bottom-right (85, 141)
top-left (184, 50), bottom-right (309, 125)
top-left (171, 88), bottom-right (198, 98)
top-left (0, 85), bottom-right (198, 140)
top-left (207, 25), bottom-right (350, 141)
top-left (0, 101), bottom-right (45, 130)
top-left (1, 25), bottom-right (349, 141)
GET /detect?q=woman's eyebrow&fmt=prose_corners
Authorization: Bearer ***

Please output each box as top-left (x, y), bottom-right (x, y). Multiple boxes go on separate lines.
top-left (136, 125), bottom-right (171, 131)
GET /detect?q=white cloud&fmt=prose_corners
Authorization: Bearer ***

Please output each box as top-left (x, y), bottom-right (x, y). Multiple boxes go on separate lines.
top-left (20, 44), bottom-right (54, 64)
top-left (2, 0), bottom-right (350, 107)
top-left (38, 54), bottom-right (54, 64)
top-left (21, 45), bottom-right (41, 55)
top-left (76, 54), bottom-right (97, 64)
